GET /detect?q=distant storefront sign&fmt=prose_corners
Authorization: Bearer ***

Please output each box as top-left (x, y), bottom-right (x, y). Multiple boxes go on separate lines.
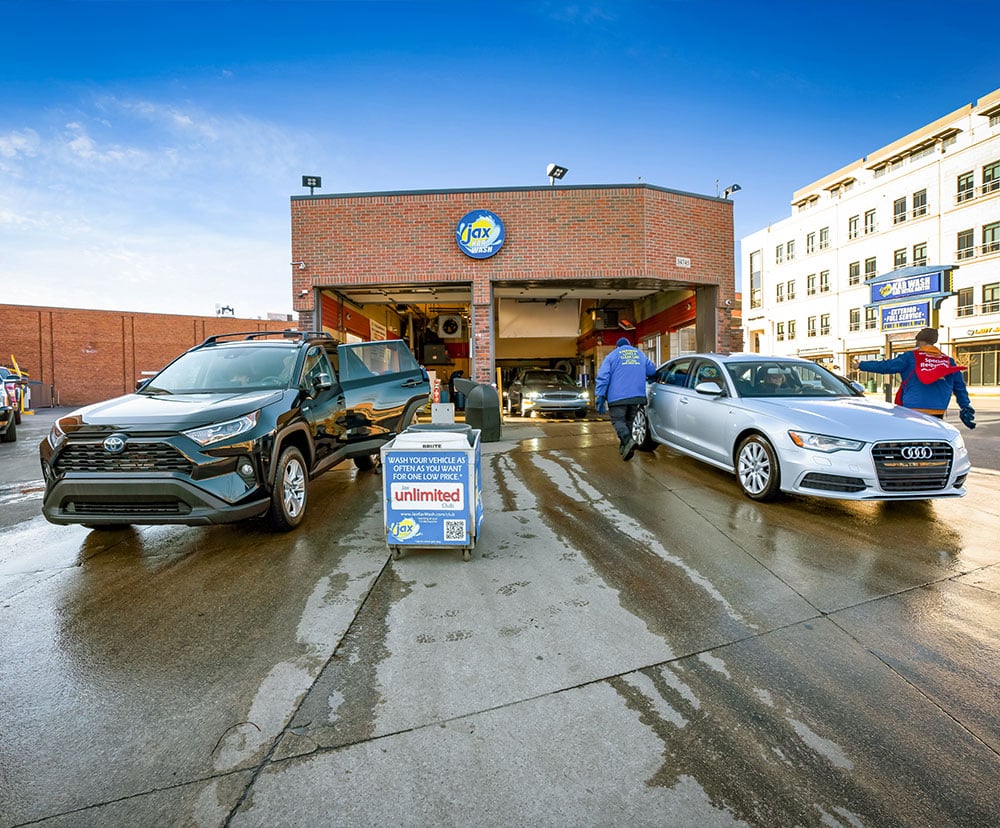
top-left (456, 210), bottom-right (505, 259)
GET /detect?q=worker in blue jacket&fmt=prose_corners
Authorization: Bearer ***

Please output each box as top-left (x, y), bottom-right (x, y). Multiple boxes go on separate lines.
top-left (595, 337), bottom-right (657, 461)
top-left (853, 327), bottom-right (975, 428)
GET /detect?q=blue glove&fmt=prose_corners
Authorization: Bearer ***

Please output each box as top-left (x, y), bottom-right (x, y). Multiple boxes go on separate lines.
top-left (595, 396), bottom-right (607, 414)
top-left (960, 407), bottom-right (976, 429)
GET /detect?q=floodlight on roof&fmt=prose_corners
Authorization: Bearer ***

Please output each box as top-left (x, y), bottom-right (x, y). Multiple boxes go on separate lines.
top-left (546, 163), bottom-right (568, 185)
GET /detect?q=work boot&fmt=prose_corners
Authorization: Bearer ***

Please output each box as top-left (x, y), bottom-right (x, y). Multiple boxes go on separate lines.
top-left (622, 437), bottom-right (636, 461)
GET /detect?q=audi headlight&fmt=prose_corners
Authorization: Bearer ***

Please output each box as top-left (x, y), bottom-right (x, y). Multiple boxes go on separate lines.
top-left (524, 392), bottom-right (540, 400)
top-left (184, 411), bottom-right (260, 446)
top-left (788, 430), bottom-right (864, 453)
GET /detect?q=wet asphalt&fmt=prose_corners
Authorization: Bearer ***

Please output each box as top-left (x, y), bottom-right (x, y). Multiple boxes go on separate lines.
top-left (1, 406), bottom-right (999, 827)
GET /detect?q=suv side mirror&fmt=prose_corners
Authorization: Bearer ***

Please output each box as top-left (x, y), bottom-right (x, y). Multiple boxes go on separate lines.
top-left (311, 372), bottom-right (333, 393)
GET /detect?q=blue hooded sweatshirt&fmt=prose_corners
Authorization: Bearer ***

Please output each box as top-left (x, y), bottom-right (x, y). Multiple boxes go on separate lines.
top-left (595, 339), bottom-right (657, 404)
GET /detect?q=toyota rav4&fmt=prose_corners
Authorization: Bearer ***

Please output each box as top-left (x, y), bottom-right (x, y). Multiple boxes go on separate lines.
top-left (39, 331), bottom-right (430, 531)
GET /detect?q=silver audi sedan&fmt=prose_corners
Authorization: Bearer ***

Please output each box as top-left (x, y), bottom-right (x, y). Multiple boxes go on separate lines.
top-left (631, 353), bottom-right (971, 502)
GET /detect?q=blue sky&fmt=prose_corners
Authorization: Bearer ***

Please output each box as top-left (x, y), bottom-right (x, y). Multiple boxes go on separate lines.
top-left (2, 0), bottom-right (998, 319)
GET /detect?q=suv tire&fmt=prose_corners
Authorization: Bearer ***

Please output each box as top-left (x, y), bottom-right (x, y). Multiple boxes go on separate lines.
top-left (353, 455), bottom-right (377, 472)
top-left (267, 445), bottom-right (308, 531)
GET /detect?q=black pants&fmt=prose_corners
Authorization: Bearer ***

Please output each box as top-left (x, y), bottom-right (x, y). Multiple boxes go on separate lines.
top-left (609, 403), bottom-right (639, 446)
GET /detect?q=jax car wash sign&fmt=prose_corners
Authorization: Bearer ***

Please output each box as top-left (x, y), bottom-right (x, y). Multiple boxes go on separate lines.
top-left (456, 210), bottom-right (505, 259)
top-left (869, 271), bottom-right (943, 304)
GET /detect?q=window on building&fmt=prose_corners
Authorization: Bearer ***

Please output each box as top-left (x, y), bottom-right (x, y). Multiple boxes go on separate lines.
top-left (786, 239), bottom-right (796, 260)
top-left (787, 279), bottom-right (796, 300)
top-left (865, 307), bottom-right (877, 330)
top-left (820, 313), bottom-right (830, 335)
top-left (985, 283), bottom-right (1000, 314)
top-left (849, 261), bottom-right (861, 285)
top-left (750, 250), bottom-right (762, 309)
top-left (957, 171), bottom-right (974, 203)
top-left (913, 242), bottom-right (927, 266)
top-left (806, 232), bottom-right (816, 254)
top-left (776, 282), bottom-right (784, 302)
top-left (819, 270), bottom-right (830, 292)
top-left (807, 316), bottom-right (817, 337)
top-left (788, 320), bottom-right (796, 340)
top-left (807, 273), bottom-right (817, 295)
top-left (864, 209), bottom-right (876, 234)
top-left (957, 229), bottom-right (974, 260)
top-left (848, 216), bottom-right (860, 240)
top-left (957, 287), bottom-right (974, 317)
top-left (984, 160), bottom-right (1000, 194)
top-left (912, 189), bottom-right (927, 217)
top-left (776, 243), bottom-right (784, 264)
top-left (864, 257), bottom-right (877, 279)
top-left (849, 308), bottom-right (861, 331)
top-left (819, 227), bottom-right (830, 249)
top-left (894, 248), bottom-right (907, 269)
top-left (983, 221), bottom-right (1000, 255)
top-left (776, 322), bottom-right (785, 341)
top-left (893, 197), bottom-right (907, 224)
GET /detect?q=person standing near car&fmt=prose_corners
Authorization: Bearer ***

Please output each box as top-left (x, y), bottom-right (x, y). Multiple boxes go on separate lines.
top-left (595, 337), bottom-right (657, 461)
top-left (852, 327), bottom-right (976, 428)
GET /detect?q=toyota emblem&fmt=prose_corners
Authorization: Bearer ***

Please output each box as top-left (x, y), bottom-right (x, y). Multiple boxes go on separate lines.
top-left (103, 434), bottom-right (127, 454)
top-left (900, 445), bottom-right (933, 461)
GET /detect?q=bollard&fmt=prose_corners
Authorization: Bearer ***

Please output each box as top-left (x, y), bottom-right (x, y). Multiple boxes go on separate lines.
top-left (453, 378), bottom-right (502, 442)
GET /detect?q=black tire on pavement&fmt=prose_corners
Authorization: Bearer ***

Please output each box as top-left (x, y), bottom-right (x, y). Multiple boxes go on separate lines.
top-left (267, 445), bottom-right (308, 531)
top-left (354, 454), bottom-right (377, 472)
top-left (736, 434), bottom-right (781, 502)
top-left (631, 406), bottom-right (656, 453)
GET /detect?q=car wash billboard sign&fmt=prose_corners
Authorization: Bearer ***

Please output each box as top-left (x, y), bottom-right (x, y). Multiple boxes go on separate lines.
top-left (881, 300), bottom-right (930, 331)
top-left (869, 270), bottom-right (944, 304)
top-left (456, 210), bottom-right (505, 259)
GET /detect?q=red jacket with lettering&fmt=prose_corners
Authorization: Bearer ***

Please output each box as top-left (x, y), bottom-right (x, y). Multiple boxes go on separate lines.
top-left (858, 346), bottom-right (971, 415)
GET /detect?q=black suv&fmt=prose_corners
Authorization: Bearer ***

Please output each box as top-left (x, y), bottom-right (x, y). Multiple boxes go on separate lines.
top-left (39, 331), bottom-right (430, 531)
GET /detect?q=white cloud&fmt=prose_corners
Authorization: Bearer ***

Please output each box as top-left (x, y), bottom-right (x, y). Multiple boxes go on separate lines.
top-left (0, 94), bottom-right (309, 318)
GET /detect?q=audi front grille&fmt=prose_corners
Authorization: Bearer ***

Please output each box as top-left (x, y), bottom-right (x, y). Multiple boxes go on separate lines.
top-left (871, 441), bottom-right (953, 492)
top-left (55, 440), bottom-right (193, 475)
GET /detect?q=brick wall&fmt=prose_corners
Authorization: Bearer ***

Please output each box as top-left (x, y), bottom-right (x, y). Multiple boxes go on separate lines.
top-left (291, 184), bottom-right (735, 380)
top-left (0, 304), bottom-right (291, 407)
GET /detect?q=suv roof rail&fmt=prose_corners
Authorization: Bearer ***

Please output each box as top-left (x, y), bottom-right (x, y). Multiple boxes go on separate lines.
top-left (199, 330), bottom-right (334, 346)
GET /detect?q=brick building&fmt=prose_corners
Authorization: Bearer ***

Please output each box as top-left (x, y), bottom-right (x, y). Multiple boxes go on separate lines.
top-left (290, 183), bottom-right (737, 389)
top-left (0, 304), bottom-right (290, 406)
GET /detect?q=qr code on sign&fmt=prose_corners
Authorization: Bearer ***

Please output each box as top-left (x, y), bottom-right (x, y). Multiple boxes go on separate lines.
top-left (443, 520), bottom-right (466, 541)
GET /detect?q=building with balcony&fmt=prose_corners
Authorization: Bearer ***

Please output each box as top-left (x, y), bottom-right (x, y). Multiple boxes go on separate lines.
top-left (741, 86), bottom-right (1000, 393)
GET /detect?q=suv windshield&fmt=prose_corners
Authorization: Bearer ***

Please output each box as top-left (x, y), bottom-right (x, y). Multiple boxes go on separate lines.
top-left (145, 345), bottom-right (299, 393)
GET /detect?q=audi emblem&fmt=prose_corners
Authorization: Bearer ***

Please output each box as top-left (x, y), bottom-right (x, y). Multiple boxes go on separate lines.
top-left (103, 434), bottom-right (127, 454)
top-left (900, 445), bottom-right (933, 460)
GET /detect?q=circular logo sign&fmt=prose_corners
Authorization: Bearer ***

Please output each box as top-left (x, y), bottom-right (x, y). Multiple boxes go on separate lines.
top-left (456, 210), bottom-right (505, 259)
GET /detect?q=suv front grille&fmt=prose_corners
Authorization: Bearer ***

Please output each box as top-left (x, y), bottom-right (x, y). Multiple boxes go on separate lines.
top-left (871, 441), bottom-right (953, 492)
top-left (68, 500), bottom-right (191, 516)
top-left (56, 441), bottom-right (193, 474)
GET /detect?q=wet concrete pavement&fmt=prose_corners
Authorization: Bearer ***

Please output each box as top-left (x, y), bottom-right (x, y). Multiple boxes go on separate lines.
top-left (2, 406), bottom-right (999, 827)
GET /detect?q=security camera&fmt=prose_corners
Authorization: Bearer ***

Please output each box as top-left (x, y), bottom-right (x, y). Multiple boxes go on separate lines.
top-left (724, 298), bottom-right (733, 306)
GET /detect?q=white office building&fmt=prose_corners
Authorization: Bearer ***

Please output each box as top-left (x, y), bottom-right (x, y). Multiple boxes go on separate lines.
top-left (741, 86), bottom-right (1000, 394)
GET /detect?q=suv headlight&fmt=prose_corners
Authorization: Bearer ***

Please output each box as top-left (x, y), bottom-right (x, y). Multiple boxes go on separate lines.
top-left (184, 411), bottom-right (260, 446)
top-left (788, 430), bottom-right (864, 453)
